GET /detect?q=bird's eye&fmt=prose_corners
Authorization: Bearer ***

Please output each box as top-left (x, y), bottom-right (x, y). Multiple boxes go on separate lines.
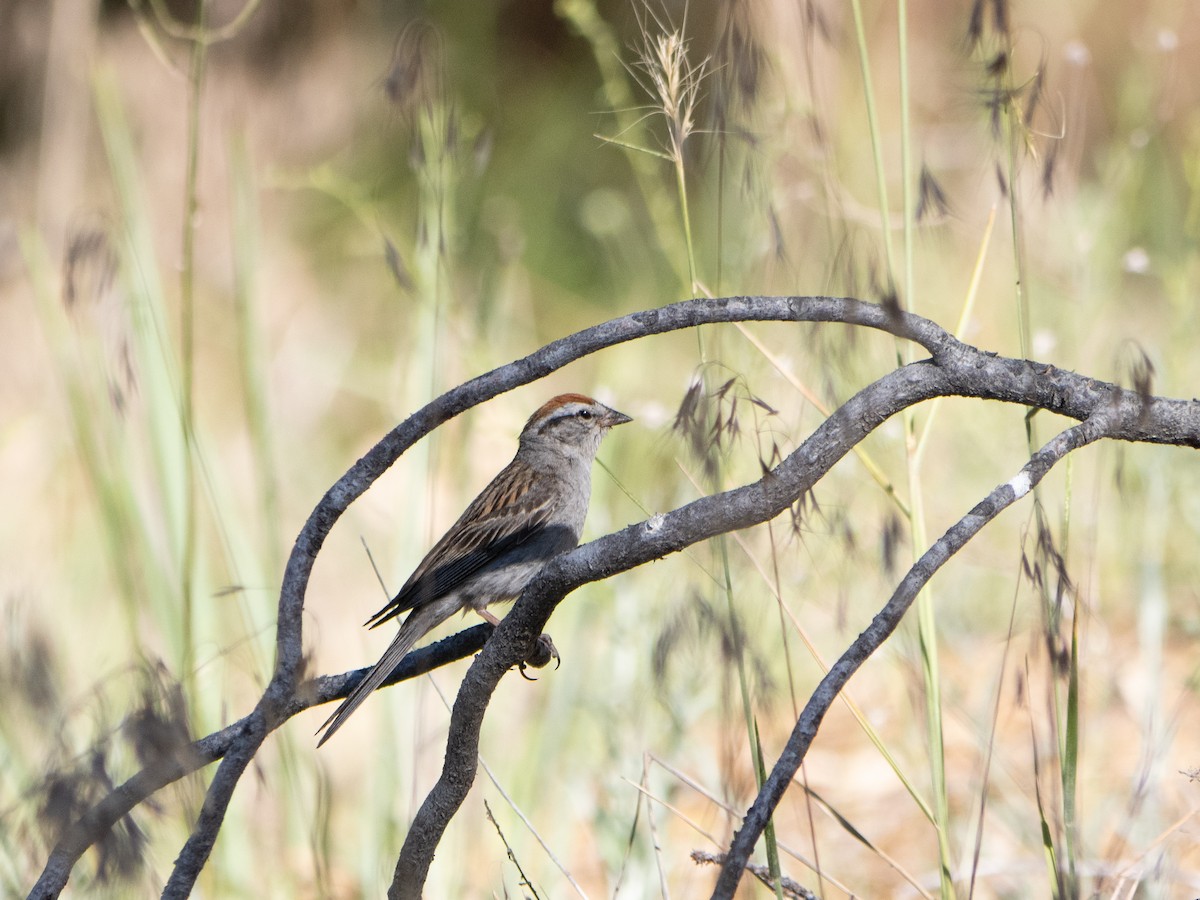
top-left (577, 409), bottom-right (593, 419)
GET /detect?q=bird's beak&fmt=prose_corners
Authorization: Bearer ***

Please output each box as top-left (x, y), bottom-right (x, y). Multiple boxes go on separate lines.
top-left (602, 406), bottom-right (633, 428)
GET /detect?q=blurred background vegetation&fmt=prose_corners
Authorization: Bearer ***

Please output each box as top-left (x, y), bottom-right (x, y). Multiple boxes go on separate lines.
top-left (2, 0), bottom-right (1199, 896)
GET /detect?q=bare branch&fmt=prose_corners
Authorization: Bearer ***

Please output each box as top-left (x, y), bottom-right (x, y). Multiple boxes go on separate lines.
top-left (272, 296), bottom-right (947, 693)
top-left (27, 626), bottom-right (491, 899)
top-left (709, 413), bottom-right (1114, 896)
top-left (27, 296), bottom-right (1200, 897)
top-left (390, 310), bottom-right (1200, 892)
top-left (692, 849), bottom-right (817, 899)
top-left (390, 359), bottom-right (956, 895)
top-left (162, 730), bottom-right (263, 899)
top-left (391, 373), bottom-right (1200, 888)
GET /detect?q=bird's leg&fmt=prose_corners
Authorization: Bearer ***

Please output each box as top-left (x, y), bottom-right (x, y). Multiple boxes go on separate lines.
top-left (519, 633), bottom-right (560, 680)
top-left (475, 610), bottom-right (560, 678)
top-left (533, 633), bottom-right (560, 669)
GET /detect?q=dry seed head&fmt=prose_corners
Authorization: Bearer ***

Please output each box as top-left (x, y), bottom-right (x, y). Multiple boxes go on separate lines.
top-left (385, 21), bottom-right (443, 117)
top-left (916, 165), bottom-right (951, 223)
top-left (631, 19), bottom-right (709, 161)
top-left (62, 225), bottom-right (137, 413)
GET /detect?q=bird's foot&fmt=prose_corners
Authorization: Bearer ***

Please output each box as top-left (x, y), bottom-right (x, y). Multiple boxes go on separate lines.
top-left (518, 633), bottom-right (561, 680)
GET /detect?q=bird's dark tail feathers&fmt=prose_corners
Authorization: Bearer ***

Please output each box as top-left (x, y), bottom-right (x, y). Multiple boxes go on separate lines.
top-left (317, 597), bottom-right (460, 746)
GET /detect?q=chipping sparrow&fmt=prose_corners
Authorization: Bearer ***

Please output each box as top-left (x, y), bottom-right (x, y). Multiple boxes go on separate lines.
top-left (317, 393), bottom-right (631, 744)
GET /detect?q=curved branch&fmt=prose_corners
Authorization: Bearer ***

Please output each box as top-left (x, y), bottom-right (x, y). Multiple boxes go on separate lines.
top-left (28, 296), bottom-right (1200, 897)
top-left (271, 296), bottom-right (947, 695)
top-left (710, 412), bottom-right (1115, 896)
top-left (390, 360), bottom-right (957, 895)
top-left (162, 730), bottom-right (263, 899)
top-left (37, 296), bottom-right (924, 899)
top-left (26, 626), bottom-right (491, 899)
top-left (390, 321), bottom-right (1200, 891)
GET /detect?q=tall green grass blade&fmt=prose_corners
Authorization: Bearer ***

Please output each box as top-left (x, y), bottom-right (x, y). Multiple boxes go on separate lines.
top-left (555, 0), bottom-right (690, 287)
top-left (22, 230), bottom-right (145, 645)
top-left (1062, 607), bottom-right (1080, 893)
top-left (177, 5), bottom-right (209, 694)
top-left (848, 0), bottom-right (895, 284)
top-left (229, 135), bottom-right (282, 578)
top-left (92, 70), bottom-right (195, 671)
top-left (752, 718), bottom-right (784, 900)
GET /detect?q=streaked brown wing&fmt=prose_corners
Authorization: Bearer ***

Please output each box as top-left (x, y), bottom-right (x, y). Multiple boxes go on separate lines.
top-left (365, 459), bottom-right (558, 628)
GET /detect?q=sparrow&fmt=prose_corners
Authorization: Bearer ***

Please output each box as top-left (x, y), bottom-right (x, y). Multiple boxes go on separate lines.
top-left (317, 393), bottom-right (631, 744)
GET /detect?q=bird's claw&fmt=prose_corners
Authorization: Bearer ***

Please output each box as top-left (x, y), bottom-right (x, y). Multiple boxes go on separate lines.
top-left (518, 633), bottom-right (561, 680)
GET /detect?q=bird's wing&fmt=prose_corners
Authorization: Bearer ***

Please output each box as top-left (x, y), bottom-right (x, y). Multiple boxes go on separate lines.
top-left (364, 460), bottom-right (561, 628)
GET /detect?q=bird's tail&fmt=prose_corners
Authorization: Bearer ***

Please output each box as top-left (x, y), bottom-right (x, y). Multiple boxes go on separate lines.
top-left (317, 597), bottom-right (460, 746)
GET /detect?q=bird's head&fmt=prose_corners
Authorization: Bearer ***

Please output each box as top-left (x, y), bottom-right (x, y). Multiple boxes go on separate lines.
top-left (520, 393), bottom-right (632, 459)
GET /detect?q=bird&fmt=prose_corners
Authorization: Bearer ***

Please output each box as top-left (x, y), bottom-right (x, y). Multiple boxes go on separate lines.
top-left (317, 393), bottom-right (632, 745)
